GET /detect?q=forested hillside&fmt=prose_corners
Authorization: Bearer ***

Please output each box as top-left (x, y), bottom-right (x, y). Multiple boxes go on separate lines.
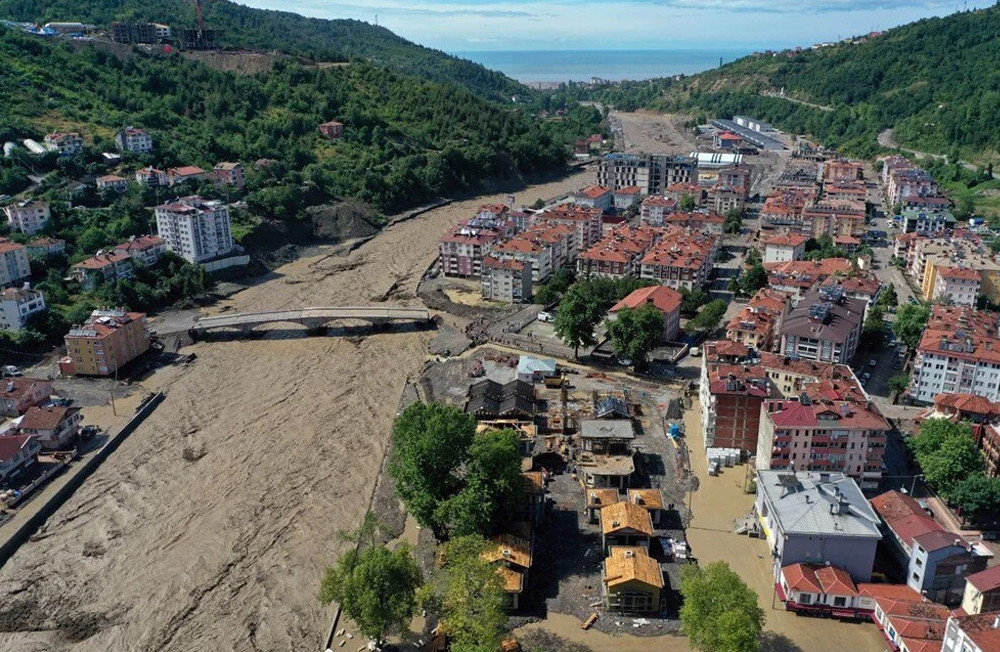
top-left (0, 28), bottom-right (598, 211)
top-left (567, 6), bottom-right (1000, 160)
top-left (0, 0), bottom-right (524, 100)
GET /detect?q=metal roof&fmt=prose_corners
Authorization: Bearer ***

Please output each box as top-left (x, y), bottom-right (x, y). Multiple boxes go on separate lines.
top-left (757, 470), bottom-right (882, 539)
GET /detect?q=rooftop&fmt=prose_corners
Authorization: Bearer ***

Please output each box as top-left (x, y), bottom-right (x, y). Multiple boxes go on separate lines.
top-left (19, 405), bottom-right (77, 431)
top-left (783, 563), bottom-right (858, 596)
top-left (600, 501), bottom-right (654, 536)
top-left (757, 470), bottom-right (882, 539)
top-left (609, 285), bottom-right (682, 315)
top-left (951, 612), bottom-right (1000, 652)
top-left (603, 546), bottom-right (663, 589)
top-left (579, 420), bottom-right (634, 441)
top-left (965, 564), bottom-right (1000, 593)
top-left (765, 233), bottom-right (810, 248)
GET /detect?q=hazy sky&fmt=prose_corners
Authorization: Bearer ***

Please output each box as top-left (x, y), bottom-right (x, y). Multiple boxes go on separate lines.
top-left (237, 1), bottom-right (991, 51)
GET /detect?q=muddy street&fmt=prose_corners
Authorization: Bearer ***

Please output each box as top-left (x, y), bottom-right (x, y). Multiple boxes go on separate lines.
top-left (0, 170), bottom-right (588, 652)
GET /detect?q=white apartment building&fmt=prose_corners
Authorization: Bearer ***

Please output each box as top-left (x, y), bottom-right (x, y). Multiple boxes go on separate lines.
top-left (911, 308), bottom-right (1000, 403)
top-left (135, 166), bottom-right (168, 187)
top-left (763, 233), bottom-right (809, 263)
top-left (155, 196), bottom-right (235, 264)
top-left (0, 285), bottom-right (46, 333)
top-left (932, 267), bottom-right (982, 308)
top-left (4, 199), bottom-right (50, 235)
top-left (115, 126), bottom-right (153, 154)
top-left (941, 613), bottom-right (1000, 652)
top-left (0, 240), bottom-right (31, 288)
top-left (481, 257), bottom-right (532, 303)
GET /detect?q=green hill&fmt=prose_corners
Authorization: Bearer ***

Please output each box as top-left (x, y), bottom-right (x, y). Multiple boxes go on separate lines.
top-left (0, 0), bottom-right (524, 100)
top-left (569, 6), bottom-right (1000, 161)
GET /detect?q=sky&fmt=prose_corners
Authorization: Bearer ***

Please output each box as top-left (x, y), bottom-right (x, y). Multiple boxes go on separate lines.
top-left (236, 0), bottom-right (993, 51)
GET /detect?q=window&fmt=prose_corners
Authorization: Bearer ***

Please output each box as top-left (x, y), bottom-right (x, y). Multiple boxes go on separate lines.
top-left (833, 596), bottom-right (847, 607)
top-left (799, 594), bottom-right (812, 604)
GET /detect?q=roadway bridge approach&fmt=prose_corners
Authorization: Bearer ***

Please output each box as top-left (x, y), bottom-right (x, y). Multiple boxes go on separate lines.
top-left (189, 306), bottom-right (433, 337)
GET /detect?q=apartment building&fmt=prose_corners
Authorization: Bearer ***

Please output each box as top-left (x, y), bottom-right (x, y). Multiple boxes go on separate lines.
top-left (439, 221), bottom-right (504, 279)
top-left (492, 222), bottom-right (577, 283)
top-left (639, 196), bottom-right (678, 226)
top-left (901, 208), bottom-right (955, 236)
top-left (639, 227), bottom-right (718, 291)
top-left (941, 612), bottom-right (1000, 652)
top-left (62, 309), bottom-right (150, 377)
top-left (96, 174), bottom-right (129, 192)
top-left (535, 204), bottom-right (603, 250)
top-left (44, 132), bottom-right (84, 156)
top-left (930, 266), bottom-right (982, 307)
top-left (822, 159), bottom-right (864, 184)
top-left (26, 237), bottom-right (65, 258)
top-left (480, 257), bottom-right (531, 303)
top-left (607, 285), bottom-right (683, 342)
top-left (699, 361), bottom-right (773, 452)
top-left (665, 210), bottom-right (726, 235)
top-left (576, 224), bottom-right (664, 279)
top-left (166, 166), bottom-right (207, 186)
top-left (115, 126), bottom-right (153, 154)
top-left (613, 186), bottom-right (643, 210)
top-left (705, 185), bottom-right (744, 215)
top-left (764, 258), bottom-right (856, 304)
top-left (596, 153), bottom-right (696, 196)
top-left (725, 288), bottom-right (791, 352)
top-left (763, 233), bottom-right (809, 264)
top-left (155, 196), bottom-right (235, 264)
top-left (0, 240), bottom-right (31, 288)
top-left (4, 199), bottom-right (50, 235)
top-left (755, 471), bottom-right (882, 581)
top-left (760, 188), bottom-right (817, 234)
top-left (910, 306), bottom-right (1000, 403)
top-left (779, 286), bottom-right (866, 364)
top-left (0, 285), bottom-right (46, 333)
top-left (114, 235), bottom-right (167, 267)
top-left (802, 200), bottom-right (866, 237)
top-left (756, 377), bottom-right (890, 489)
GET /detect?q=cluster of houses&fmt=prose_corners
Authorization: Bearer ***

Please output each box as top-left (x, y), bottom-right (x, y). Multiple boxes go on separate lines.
top-left (752, 468), bottom-right (1000, 652)
top-left (459, 357), bottom-right (677, 615)
top-left (760, 158), bottom-right (869, 239)
top-left (894, 225), bottom-right (999, 309)
top-left (0, 376), bottom-right (85, 487)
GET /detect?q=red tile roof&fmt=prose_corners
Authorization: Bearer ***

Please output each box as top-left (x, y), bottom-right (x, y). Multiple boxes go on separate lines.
top-left (482, 256), bottom-right (524, 271)
top-left (73, 251), bottom-right (132, 270)
top-left (19, 405), bottom-right (77, 431)
top-left (783, 563), bottom-right (858, 596)
top-left (610, 286), bottom-right (682, 315)
top-left (765, 233), bottom-right (810, 248)
top-left (577, 185), bottom-right (611, 199)
top-left (0, 239), bottom-right (27, 255)
top-left (966, 565), bottom-right (1000, 594)
top-left (168, 166), bottom-right (205, 177)
top-left (114, 236), bottom-right (165, 253)
top-left (871, 490), bottom-right (944, 548)
top-left (0, 434), bottom-right (38, 462)
top-left (938, 266), bottom-right (982, 281)
top-left (953, 612), bottom-right (1000, 651)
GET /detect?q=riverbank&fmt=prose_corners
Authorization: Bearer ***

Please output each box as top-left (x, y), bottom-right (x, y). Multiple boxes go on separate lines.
top-left (0, 168), bottom-right (591, 651)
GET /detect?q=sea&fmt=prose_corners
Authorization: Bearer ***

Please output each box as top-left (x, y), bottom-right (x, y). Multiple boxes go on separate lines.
top-left (457, 49), bottom-right (754, 85)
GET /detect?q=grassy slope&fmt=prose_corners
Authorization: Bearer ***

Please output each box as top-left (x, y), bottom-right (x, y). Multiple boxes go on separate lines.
top-left (0, 0), bottom-right (526, 100)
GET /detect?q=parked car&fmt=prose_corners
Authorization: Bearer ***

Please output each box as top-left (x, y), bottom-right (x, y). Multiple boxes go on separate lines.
top-left (537, 311), bottom-right (553, 323)
top-left (868, 358), bottom-right (878, 367)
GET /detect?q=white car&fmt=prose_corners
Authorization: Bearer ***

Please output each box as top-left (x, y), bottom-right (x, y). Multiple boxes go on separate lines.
top-left (537, 312), bottom-right (553, 323)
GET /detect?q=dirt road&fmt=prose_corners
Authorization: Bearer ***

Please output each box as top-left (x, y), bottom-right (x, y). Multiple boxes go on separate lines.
top-left (0, 169), bottom-right (589, 652)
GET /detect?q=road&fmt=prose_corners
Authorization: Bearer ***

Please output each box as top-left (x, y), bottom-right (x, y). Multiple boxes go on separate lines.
top-left (760, 90), bottom-right (834, 112)
top-left (878, 128), bottom-right (982, 174)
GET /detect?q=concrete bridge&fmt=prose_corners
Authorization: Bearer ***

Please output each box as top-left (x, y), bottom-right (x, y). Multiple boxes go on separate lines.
top-left (190, 306), bottom-right (433, 337)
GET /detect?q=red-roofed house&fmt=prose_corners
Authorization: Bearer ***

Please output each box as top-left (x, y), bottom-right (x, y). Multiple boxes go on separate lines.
top-left (932, 266), bottom-right (982, 307)
top-left (0, 377), bottom-right (54, 417)
top-left (608, 285), bottom-right (682, 341)
top-left (763, 233), bottom-right (810, 264)
top-left (962, 565), bottom-right (1000, 615)
top-left (17, 405), bottom-right (82, 450)
top-left (481, 257), bottom-right (532, 303)
top-left (114, 235), bottom-right (167, 267)
top-left (319, 120), bottom-right (343, 140)
top-left (942, 612), bottom-right (1000, 652)
top-left (167, 166), bottom-right (206, 186)
top-left (778, 563), bottom-right (864, 619)
top-left (863, 583), bottom-right (950, 652)
top-left (639, 195), bottom-right (679, 226)
top-left (96, 174), bottom-right (129, 192)
top-left (210, 162), bottom-right (245, 188)
top-left (44, 132), bottom-right (84, 156)
top-left (714, 131), bottom-right (743, 150)
top-left (665, 210), bottom-right (726, 235)
top-left (613, 186), bottom-right (643, 211)
top-left (0, 434), bottom-right (41, 485)
top-left (71, 251), bottom-right (135, 290)
top-left (571, 185), bottom-right (613, 212)
top-left (135, 166), bottom-right (168, 187)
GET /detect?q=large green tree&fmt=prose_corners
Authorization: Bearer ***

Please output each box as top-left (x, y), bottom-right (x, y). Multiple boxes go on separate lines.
top-left (740, 263), bottom-right (768, 296)
top-left (389, 403), bottom-right (476, 535)
top-left (908, 419), bottom-right (985, 499)
top-left (680, 562), bottom-right (764, 652)
top-left (553, 284), bottom-right (602, 358)
top-left (892, 303), bottom-right (931, 349)
top-left (606, 304), bottom-right (664, 369)
top-left (438, 536), bottom-right (508, 650)
top-left (319, 541), bottom-right (422, 644)
top-left (685, 299), bottom-right (728, 335)
top-left (951, 475), bottom-right (1000, 525)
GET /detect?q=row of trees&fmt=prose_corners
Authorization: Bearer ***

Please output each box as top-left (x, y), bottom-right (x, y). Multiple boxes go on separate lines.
top-left (552, 276), bottom-right (660, 358)
top-left (908, 420), bottom-right (1000, 528)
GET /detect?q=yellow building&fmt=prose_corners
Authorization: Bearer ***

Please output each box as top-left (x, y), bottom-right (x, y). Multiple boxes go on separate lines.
top-left (602, 546), bottom-right (664, 613)
top-left (62, 309), bottom-right (150, 376)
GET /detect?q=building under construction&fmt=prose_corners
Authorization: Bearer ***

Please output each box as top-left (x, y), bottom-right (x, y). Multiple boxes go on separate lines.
top-left (179, 28), bottom-right (220, 50)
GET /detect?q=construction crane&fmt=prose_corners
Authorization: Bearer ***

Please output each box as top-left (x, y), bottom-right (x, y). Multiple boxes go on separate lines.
top-left (194, 0), bottom-right (213, 36)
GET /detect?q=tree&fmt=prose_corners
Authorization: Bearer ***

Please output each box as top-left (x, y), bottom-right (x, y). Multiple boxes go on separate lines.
top-left (744, 247), bottom-right (762, 266)
top-left (680, 194), bottom-right (696, 211)
top-left (951, 475), bottom-right (1000, 526)
top-left (438, 536), bottom-right (508, 650)
top-left (680, 561), bottom-right (764, 652)
top-left (684, 299), bottom-right (728, 335)
top-left (389, 403), bottom-right (476, 535)
top-left (553, 284), bottom-right (602, 358)
top-left (878, 284), bottom-right (899, 311)
top-left (679, 288), bottom-right (709, 316)
top-left (888, 374), bottom-right (910, 396)
top-left (862, 304), bottom-right (886, 347)
top-left (606, 304), bottom-right (664, 369)
top-left (319, 542), bottom-right (422, 644)
top-left (435, 429), bottom-right (523, 538)
top-left (893, 303), bottom-right (931, 349)
top-left (921, 430), bottom-right (985, 498)
top-left (740, 263), bottom-right (768, 296)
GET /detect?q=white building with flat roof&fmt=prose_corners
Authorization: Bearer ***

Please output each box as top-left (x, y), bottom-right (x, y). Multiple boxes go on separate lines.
top-left (0, 285), bottom-right (46, 333)
top-left (155, 196), bottom-right (235, 264)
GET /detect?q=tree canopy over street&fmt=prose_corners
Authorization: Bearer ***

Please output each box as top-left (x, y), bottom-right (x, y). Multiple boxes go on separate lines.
top-left (680, 561), bottom-right (764, 652)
